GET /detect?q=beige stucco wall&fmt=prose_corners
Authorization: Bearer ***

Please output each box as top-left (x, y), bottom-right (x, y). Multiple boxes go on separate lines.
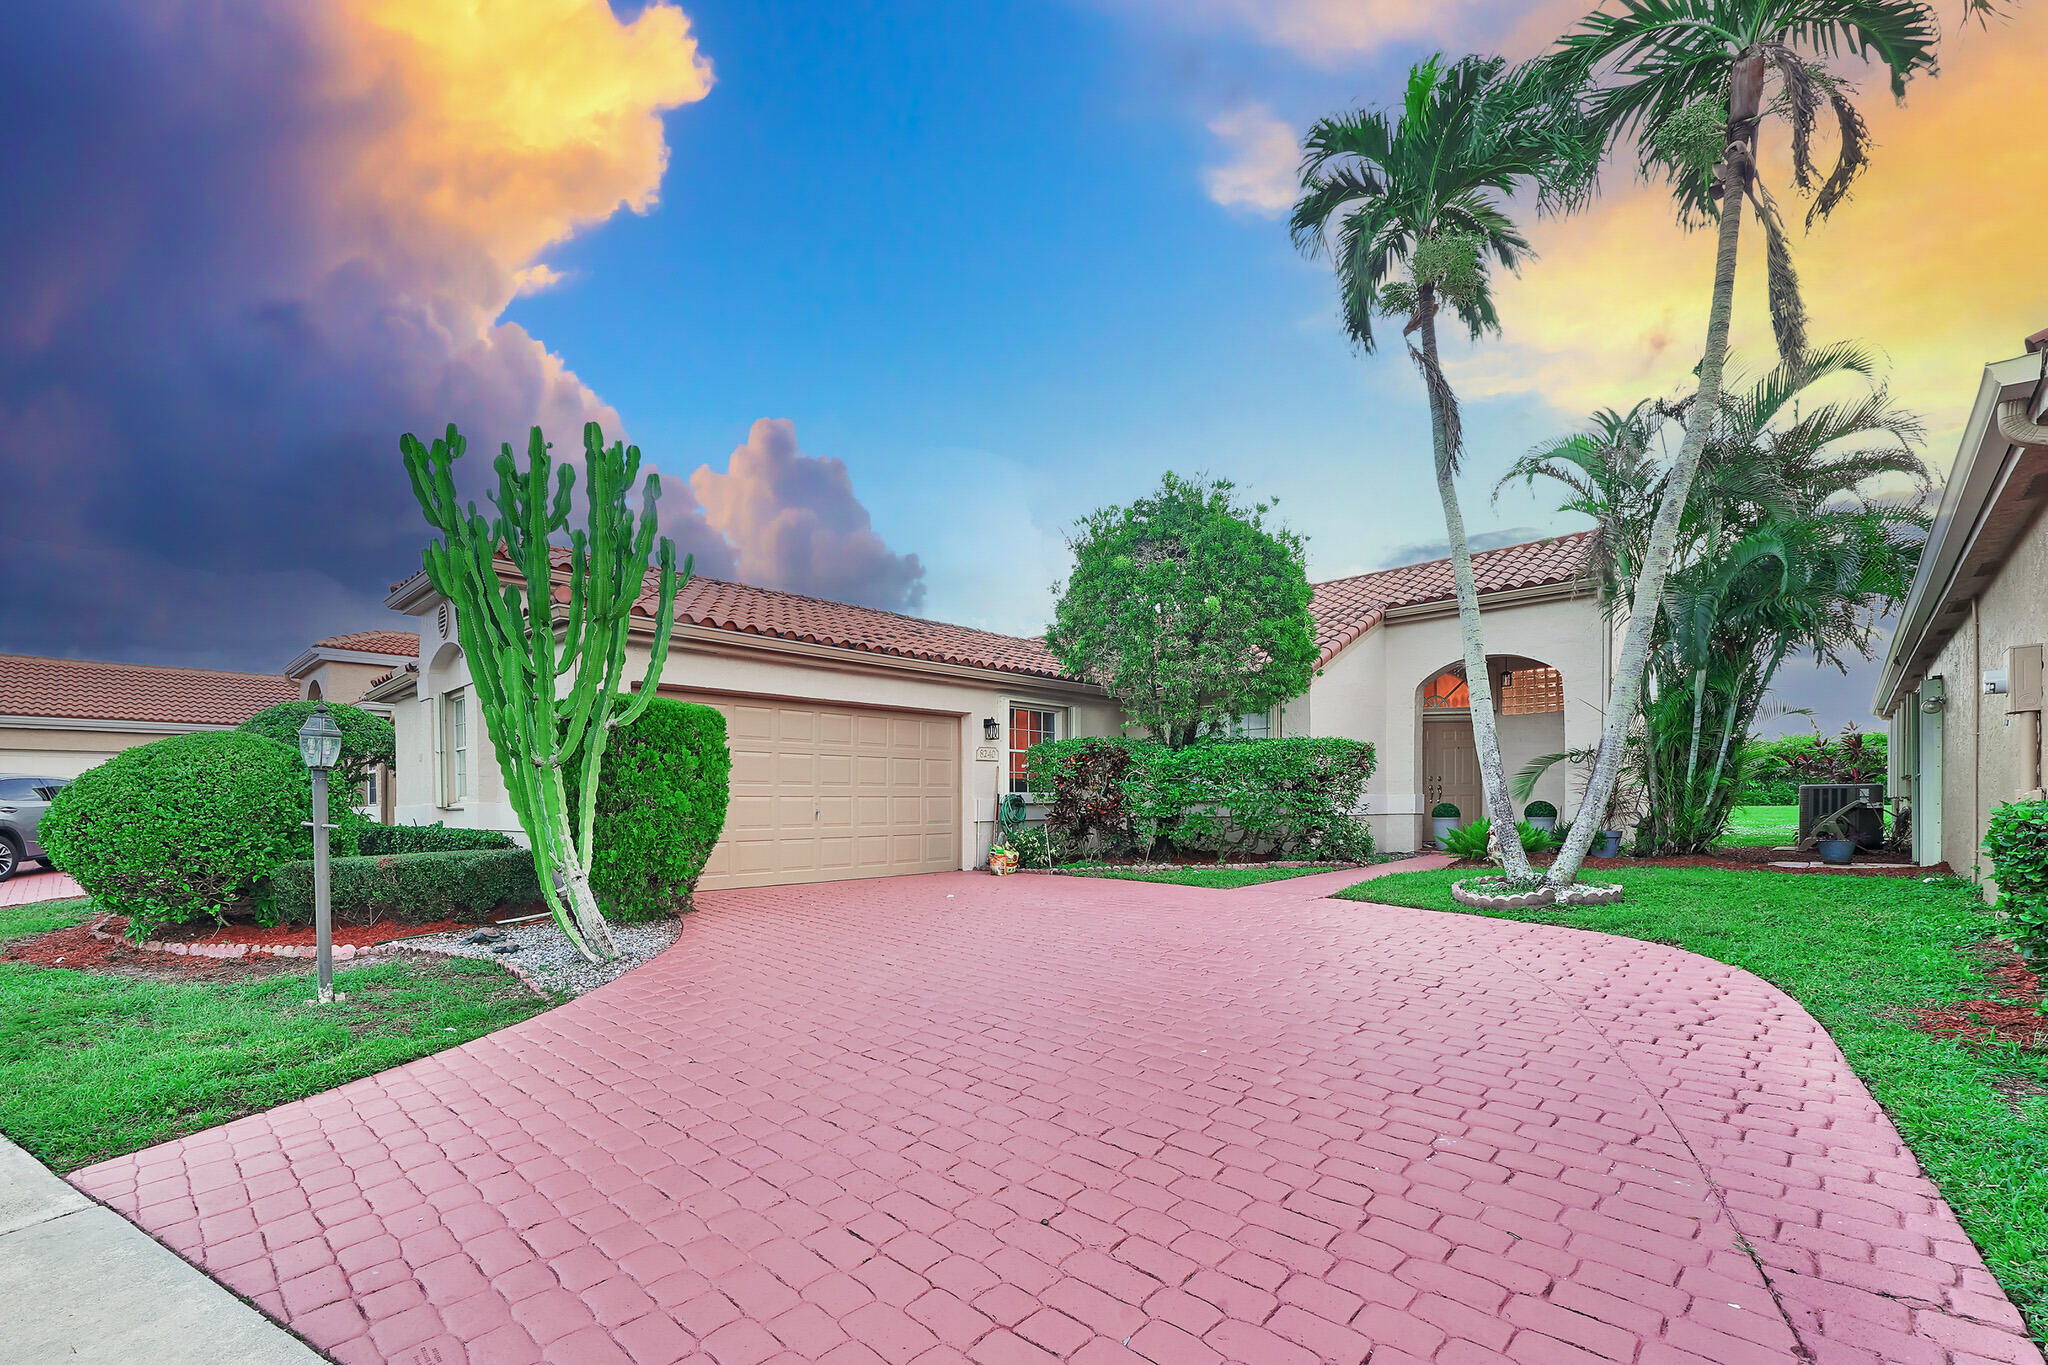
top-left (1302, 590), bottom-right (1610, 850)
top-left (1913, 504), bottom-right (2048, 880)
top-left (0, 725), bottom-right (218, 779)
top-left (300, 659), bottom-right (402, 705)
top-left (386, 601), bottom-right (1122, 871)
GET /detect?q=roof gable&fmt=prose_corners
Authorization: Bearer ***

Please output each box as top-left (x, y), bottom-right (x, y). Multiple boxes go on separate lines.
top-left (1308, 533), bottom-right (1595, 665)
top-left (312, 631), bottom-right (419, 657)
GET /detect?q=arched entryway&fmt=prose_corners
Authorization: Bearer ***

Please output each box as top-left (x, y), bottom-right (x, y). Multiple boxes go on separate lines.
top-left (1416, 656), bottom-right (1569, 841)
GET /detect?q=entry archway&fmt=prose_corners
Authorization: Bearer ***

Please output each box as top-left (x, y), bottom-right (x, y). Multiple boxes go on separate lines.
top-left (1415, 656), bottom-right (1569, 841)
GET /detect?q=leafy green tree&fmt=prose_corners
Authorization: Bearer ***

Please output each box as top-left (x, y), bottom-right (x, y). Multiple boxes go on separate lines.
top-left (1539, 0), bottom-right (1952, 888)
top-left (1504, 344), bottom-right (1930, 851)
top-left (1047, 473), bottom-right (1316, 748)
top-left (238, 700), bottom-right (395, 795)
top-left (1291, 54), bottom-right (1598, 879)
top-left (402, 422), bottom-right (684, 962)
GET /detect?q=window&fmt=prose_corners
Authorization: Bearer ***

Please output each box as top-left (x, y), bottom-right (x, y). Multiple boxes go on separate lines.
top-left (1009, 706), bottom-right (1058, 794)
top-left (0, 778), bottom-right (42, 801)
top-left (1224, 709), bottom-right (1272, 739)
top-left (1500, 666), bottom-right (1565, 715)
top-left (441, 688), bottom-right (469, 803)
top-left (361, 767), bottom-right (380, 808)
top-left (1421, 670), bottom-right (1470, 710)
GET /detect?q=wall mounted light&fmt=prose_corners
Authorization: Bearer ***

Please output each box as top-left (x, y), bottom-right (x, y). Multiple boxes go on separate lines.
top-left (983, 717), bottom-right (1000, 741)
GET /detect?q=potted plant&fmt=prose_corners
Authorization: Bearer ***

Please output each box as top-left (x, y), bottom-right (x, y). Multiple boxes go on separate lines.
top-left (1523, 800), bottom-right (1557, 833)
top-left (1431, 802), bottom-right (1461, 848)
top-left (991, 792), bottom-right (1027, 874)
top-left (988, 842), bottom-right (1020, 875)
top-left (1802, 799), bottom-right (1878, 866)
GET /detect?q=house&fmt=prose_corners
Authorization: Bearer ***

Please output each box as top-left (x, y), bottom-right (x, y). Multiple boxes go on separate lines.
top-left (374, 531), bottom-right (1609, 888)
top-left (0, 630), bottom-right (417, 818)
top-left (1874, 329), bottom-right (2048, 875)
top-left (0, 654), bottom-right (301, 778)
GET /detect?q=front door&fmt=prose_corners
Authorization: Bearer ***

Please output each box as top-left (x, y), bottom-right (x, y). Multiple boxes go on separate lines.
top-left (1422, 718), bottom-right (1483, 830)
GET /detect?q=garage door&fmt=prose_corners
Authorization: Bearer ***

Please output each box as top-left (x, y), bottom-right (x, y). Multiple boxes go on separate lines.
top-left (666, 692), bottom-right (961, 890)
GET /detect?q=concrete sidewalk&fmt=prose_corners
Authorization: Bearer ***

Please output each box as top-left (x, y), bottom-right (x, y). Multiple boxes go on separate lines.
top-left (0, 1136), bottom-right (320, 1364)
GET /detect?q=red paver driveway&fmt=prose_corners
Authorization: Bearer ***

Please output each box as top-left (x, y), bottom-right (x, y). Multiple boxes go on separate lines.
top-left (0, 865), bottom-right (82, 908)
top-left (73, 862), bottom-right (2040, 1365)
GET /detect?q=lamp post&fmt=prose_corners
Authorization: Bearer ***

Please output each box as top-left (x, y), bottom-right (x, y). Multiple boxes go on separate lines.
top-left (296, 704), bottom-right (344, 1004)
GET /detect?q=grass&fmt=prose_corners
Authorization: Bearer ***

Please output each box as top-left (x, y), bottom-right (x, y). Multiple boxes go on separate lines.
top-left (1721, 803), bottom-right (1800, 845)
top-left (1338, 865), bottom-right (2048, 1337)
top-left (0, 899), bottom-right (555, 1173)
top-left (1057, 863), bottom-right (1347, 888)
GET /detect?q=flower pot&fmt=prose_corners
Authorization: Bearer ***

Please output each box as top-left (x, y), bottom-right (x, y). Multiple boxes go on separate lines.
top-left (1593, 830), bottom-right (1622, 859)
top-left (1431, 816), bottom-right (1458, 848)
top-left (1816, 838), bottom-right (1855, 866)
top-left (1526, 815), bottom-right (1556, 833)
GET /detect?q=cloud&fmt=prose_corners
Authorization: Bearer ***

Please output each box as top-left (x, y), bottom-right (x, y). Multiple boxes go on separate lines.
top-left (1374, 526), bottom-right (1546, 570)
top-left (1090, 0), bottom-right (1581, 62)
top-left (691, 420), bottom-right (928, 614)
top-left (1444, 8), bottom-right (2048, 467)
top-left (1202, 104), bottom-right (1301, 216)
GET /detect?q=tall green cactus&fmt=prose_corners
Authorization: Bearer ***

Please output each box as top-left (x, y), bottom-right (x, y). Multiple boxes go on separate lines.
top-left (402, 421), bottom-right (685, 962)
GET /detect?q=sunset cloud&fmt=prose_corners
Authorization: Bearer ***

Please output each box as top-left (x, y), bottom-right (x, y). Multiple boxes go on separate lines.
top-left (692, 420), bottom-right (928, 614)
top-left (1202, 105), bottom-right (1301, 216)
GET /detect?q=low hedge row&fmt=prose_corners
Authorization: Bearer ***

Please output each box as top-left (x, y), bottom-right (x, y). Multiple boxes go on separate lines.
top-left (1023, 736), bottom-right (1377, 861)
top-left (1986, 799), bottom-right (2048, 964)
top-left (269, 849), bottom-right (541, 926)
top-left (356, 822), bottom-right (516, 856)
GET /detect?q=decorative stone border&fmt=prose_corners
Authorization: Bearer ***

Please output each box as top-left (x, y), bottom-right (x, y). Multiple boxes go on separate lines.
top-left (1027, 860), bottom-right (1365, 877)
top-left (1449, 878), bottom-right (1625, 910)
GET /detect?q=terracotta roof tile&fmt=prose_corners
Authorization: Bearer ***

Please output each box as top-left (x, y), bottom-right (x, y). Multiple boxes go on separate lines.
top-left (1308, 532), bottom-right (1596, 665)
top-left (0, 654), bottom-right (300, 727)
top-left (312, 631), bottom-right (419, 656)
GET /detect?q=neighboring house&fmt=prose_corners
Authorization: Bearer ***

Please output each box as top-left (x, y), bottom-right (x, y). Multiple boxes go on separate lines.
top-left (1874, 330), bottom-right (2048, 876)
top-left (0, 654), bottom-right (300, 778)
top-left (284, 631), bottom-right (419, 820)
top-left (376, 531), bottom-right (1608, 888)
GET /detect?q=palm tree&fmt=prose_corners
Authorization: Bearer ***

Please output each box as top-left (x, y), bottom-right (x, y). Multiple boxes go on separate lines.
top-left (1504, 343), bottom-right (1931, 852)
top-left (1537, 0), bottom-right (1948, 890)
top-left (1291, 55), bottom-right (1598, 879)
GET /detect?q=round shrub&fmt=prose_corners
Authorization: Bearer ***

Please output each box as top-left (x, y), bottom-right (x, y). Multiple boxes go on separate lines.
top-left (1524, 800), bottom-right (1557, 819)
top-left (1431, 802), bottom-right (1461, 819)
top-left (568, 698), bottom-right (731, 922)
top-left (38, 731), bottom-right (363, 933)
top-left (238, 700), bottom-right (395, 792)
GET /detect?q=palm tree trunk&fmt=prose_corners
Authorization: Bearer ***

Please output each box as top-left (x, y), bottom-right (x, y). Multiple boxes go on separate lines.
top-left (1547, 101), bottom-right (1751, 890)
top-left (1419, 305), bottom-right (1533, 878)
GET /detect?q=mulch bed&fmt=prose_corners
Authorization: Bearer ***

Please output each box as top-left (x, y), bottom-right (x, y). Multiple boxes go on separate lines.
top-left (1444, 846), bottom-right (1946, 878)
top-left (107, 916), bottom-right (487, 949)
top-left (1915, 942), bottom-right (2048, 1049)
top-left (0, 922), bottom-right (302, 981)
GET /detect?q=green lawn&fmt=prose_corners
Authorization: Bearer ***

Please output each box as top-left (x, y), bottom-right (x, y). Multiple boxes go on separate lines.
top-left (1338, 866), bottom-right (2048, 1337)
top-left (1721, 803), bottom-right (1800, 844)
top-left (1057, 863), bottom-right (1346, 888)
top-left (0, 900), bottom-right (555, 1173)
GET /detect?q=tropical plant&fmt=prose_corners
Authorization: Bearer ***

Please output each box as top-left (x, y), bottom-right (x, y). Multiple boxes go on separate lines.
top-left (1047, 473), bottom-right (1317, 748)
top-left (1504, 345), bottom-right (1928, 851)
top-left (238, 701), bottom-right (396, 794)
top-left (1442, 818), bottom-right (1495, 860)
top-left (1292, 54), bottom-right (1599, 879)
top-left (402, 421), bottom-right (685, 962)
top-left (1985, 800), bottom-right (2048, 964)
top-left (1538, 0), bottom-right (1951, 886)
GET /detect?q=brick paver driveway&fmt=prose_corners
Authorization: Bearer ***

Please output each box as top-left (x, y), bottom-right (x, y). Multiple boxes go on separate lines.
top-left (74, 863), bottom-right (2039, 1365)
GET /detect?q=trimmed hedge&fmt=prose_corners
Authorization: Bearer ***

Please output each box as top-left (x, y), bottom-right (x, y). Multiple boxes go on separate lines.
top-left (1986, 799), bottom-right (2048, 964)
top-left (1025, 736), bottom-right (1377, 862)
top-left (269, 849), bottom-right (540, 926)
top-left (358, 822), bottom-right (516, 856)
top-left (567, 697), bottom-right (731, 922)
top-left (38, 731), bottom-right (362, 933)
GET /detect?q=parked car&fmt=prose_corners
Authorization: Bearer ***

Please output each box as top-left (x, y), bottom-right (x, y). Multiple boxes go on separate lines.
top-left (0, 776), bottom-right (69, 880)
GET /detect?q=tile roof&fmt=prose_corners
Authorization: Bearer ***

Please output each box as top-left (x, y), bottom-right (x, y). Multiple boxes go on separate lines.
top-left (1308, 532), bottom-right (1596, 665)
top-left (312, 631), bottom-right (419, 656)
top-left (0, 654), bottom-right (301, 727)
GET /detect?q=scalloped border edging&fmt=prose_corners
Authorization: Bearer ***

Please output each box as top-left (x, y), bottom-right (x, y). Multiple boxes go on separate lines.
top-left (1449, 878), bottom-right (1625, 910)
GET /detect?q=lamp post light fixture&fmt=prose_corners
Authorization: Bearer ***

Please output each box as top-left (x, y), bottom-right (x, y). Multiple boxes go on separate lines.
top-left (983, 717), bottom-right (1000, 742)
top-left (296, 704), bottom-right (344, 1004)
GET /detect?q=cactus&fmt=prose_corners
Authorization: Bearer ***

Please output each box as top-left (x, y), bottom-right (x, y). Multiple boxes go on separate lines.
top-left (402, 421), bottom-right (686, 962)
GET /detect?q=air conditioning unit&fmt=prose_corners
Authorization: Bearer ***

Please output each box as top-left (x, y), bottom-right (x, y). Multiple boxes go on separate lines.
top-left (1797, 783), bottom-right (1884, 849)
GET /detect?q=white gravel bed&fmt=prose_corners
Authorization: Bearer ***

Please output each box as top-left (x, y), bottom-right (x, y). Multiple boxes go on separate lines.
top-left (399, 915), bottom-right (684, 997)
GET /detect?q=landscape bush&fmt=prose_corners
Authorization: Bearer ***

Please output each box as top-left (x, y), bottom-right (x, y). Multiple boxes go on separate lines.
top-left (1985, 800), bottom-right (2048, 964)
top-left (237, 700), bottom-right (396, 792)
top-left (1739, 728), bottom-right (1887, 805)
top-left (38, 731), bottom-right (363, 934)
top-left (566, 698), bottom-right (730, 922)
top-left (1025, 736), bottom-right (1377, 862)
top-left (357, 822), bottom-right (516, 856)
top-left (270, 849), bottom-right (540, 926)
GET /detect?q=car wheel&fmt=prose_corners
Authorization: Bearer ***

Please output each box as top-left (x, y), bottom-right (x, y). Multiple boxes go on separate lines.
top-left (0, 837), bottom-right (19, 882)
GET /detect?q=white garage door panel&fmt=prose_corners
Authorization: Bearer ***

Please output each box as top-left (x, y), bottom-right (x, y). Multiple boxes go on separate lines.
top-left (664, 689), bottom-right (961, 890)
